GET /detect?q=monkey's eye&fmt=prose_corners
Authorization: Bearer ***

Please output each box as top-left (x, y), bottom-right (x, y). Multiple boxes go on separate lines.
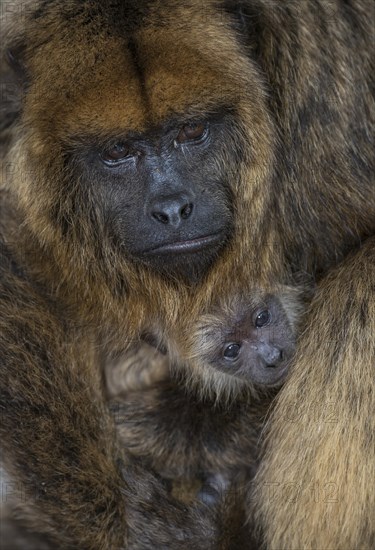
top-left (100, 143), bottom-right (133, 165)
top-left (223, 343), bottom-right (241, 361)
top-left (255, 310), bottom-right (271, 328)
top-left (176, 122), bottom-right (208, 144)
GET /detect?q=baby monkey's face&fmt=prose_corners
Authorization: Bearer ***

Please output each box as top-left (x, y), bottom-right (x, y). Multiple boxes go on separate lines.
top-left (198, 294), bottom-right (297, 388)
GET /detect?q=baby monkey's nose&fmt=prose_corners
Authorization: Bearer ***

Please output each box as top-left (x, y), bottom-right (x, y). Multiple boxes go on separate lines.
top-left (257, 343), bottom-right (282, 366)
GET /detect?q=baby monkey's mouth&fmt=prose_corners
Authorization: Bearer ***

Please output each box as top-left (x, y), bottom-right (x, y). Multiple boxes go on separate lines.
top-left (262, 360), bottom-right (290, 387)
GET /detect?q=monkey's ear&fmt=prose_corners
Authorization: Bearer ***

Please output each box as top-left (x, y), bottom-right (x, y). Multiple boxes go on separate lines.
top-left (5, 44), bottom-right (29, 84)
top-left (0, 45), bottom-right (28, 132)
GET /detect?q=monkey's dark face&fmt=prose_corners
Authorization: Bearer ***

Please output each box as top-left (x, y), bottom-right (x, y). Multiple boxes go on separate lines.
top-left (74, 112), bottom-right (234, 280)
top-left (203, 296), bottom-right (296, 387)
top-left (13, 0), bottom-right (272, 287)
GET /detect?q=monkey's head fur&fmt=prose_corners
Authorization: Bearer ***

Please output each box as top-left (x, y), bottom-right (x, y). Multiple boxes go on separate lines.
top-left (1, 0), bottom-right (279, 340)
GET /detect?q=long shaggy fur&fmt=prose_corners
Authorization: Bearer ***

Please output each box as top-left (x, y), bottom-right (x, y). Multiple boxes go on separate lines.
top-left (255, 238), bottom-right (375, 549)
top-left (1, 0), bottom-right (374, 548)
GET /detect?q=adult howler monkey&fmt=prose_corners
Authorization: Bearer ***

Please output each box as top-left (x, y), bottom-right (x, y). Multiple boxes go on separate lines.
top-left (1, 1), bottom-right (374, 548)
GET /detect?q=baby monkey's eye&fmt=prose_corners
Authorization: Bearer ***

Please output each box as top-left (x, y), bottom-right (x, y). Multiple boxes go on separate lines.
top-left (255, 309), bottom-right (271, 328)
top-left (223, 343), bottom-right (241, 361)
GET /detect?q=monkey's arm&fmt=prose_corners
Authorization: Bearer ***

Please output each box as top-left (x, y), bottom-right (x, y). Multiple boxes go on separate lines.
top-left (256, 236), bottom-right (375, 549)
top-left (0, 248), bottom-right (215, 549)
top-left (0, 257), bottom-right (126, 548)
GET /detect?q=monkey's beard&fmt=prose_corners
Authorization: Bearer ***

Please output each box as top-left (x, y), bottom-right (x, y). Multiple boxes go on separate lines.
top-left (137, 246), bottom-right (226, 286)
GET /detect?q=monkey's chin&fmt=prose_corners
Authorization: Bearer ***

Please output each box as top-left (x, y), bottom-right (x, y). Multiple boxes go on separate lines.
top-left (138, 240), bottom-right (227, 284)
top-left (253, 362), bottom-right (290, 388)
top-left (147, 257), bottom-right (216, 284)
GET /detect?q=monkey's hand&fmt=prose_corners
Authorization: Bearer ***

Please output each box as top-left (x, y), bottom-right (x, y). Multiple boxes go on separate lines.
top-left (106, 341), bottom-right (170, 398)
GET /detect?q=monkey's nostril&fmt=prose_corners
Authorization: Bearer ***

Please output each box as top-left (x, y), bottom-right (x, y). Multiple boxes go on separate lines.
top-left (152, 212), bottom-right (169, 224)
top-left (150, 197), bottom-right (194, 226)
top-left (180, 203), bottom-right (193, 219)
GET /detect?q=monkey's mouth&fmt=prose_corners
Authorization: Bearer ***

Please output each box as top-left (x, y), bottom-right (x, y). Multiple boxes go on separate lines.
top-left (263, 362), bottom-right (290, 387)
top-left (144, 232), bottom-right (225, 255)
top-left (136, 230), bottom-right (229, 282)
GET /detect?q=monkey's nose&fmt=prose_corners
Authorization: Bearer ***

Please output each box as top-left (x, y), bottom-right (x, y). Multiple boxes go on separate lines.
top-left (258, 343), bottom-right (282, 366)
top-left (150, 196), bottom-right (194, 228)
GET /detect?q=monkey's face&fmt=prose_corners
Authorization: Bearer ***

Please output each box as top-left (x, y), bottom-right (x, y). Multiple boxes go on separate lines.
top-left (198, 295), bottom-right (296, 388)
top-left (9, 0), bottom-right (273, 287)
top-left (73, 113), bottom-right (234, 280)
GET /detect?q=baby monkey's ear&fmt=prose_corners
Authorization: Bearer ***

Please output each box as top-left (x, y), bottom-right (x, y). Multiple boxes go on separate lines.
top-left (1, 43), bottom-right (29, 134)
top-left (6, 44), bottom-right (28, 80)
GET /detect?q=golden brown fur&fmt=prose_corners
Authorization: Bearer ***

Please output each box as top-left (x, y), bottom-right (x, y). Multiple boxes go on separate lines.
top-left (255, 237), bottom-right (375, 549)
top-left (0, 245), bottom-right (217, 549)
top-left (1, 0), bottom-right (374, 548)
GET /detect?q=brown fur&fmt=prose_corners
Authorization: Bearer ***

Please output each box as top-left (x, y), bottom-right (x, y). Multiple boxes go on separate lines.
top-left (0, 244), bottom-right (217, 549)
top-left (1, 0), bottom-right (374, 548)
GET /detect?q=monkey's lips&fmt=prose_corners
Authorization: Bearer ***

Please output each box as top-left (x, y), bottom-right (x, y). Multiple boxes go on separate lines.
top-left (144, 232), bottom-right (225, 255)
top-left (261, 362), bottom-right (290, 387)
top-left (136, 230), bottom-right (229, 282)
